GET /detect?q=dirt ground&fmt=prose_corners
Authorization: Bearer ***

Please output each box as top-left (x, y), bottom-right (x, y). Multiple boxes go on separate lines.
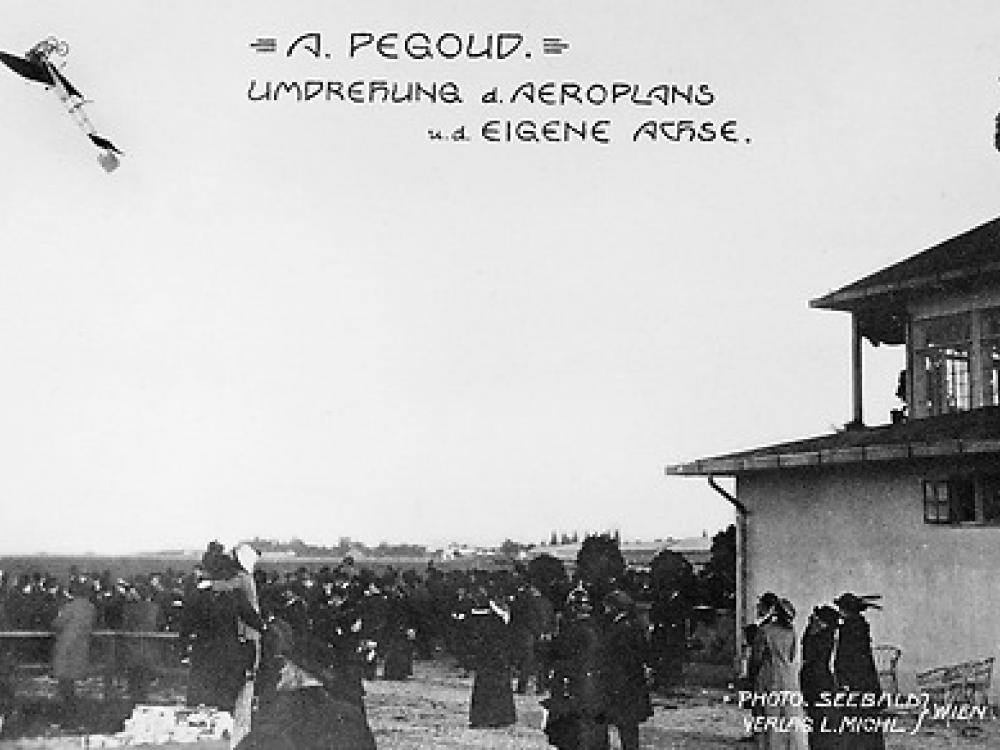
top-left (363, 660), bottom-right (1000, 749)
top-left (3, 660), bottom-right (1000, 748)
top-left (365, 660), bottom-right (741, 748)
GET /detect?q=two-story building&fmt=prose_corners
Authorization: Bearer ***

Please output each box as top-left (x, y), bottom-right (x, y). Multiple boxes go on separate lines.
top-left (666, 216), bottom-right (1000, 693)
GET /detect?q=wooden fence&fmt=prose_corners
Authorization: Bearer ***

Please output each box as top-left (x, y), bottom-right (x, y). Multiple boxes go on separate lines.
top-left (0, 630), bottom-right (186, 700)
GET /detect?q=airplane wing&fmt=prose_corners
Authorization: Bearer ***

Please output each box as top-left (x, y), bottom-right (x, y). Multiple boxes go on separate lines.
top-left (88, 133), bottom-right (122, 155)
top-left (0, 50), bottom-right (55, 85)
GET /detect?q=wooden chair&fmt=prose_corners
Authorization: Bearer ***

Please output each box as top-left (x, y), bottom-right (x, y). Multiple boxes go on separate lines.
top-left (872, 644), bottom-right (901, 695)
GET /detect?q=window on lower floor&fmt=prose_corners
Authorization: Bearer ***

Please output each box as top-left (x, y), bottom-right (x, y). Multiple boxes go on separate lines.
top-left (923, 476), bottom-right (1000, 525)
top-left (982, 477), bottom-right (1000, 523)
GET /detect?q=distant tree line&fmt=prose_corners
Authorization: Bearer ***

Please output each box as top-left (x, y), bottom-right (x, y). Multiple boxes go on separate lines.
top-left (528, 525), bottom-right (736, 610)
top-left (242, 536), bottom-right (429, 559)
top-left (541, 529), bottom-right (622, 546)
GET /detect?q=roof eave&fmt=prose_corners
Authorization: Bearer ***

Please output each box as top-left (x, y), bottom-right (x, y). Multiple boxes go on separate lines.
top-left (810, 259), bottom-right (1000, 312)
top-left (665, 438), bottom-right (1000, 477)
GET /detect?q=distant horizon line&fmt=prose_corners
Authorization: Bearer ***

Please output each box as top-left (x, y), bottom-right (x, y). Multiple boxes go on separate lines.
top-left (0, 527), bottom-right (727, 560)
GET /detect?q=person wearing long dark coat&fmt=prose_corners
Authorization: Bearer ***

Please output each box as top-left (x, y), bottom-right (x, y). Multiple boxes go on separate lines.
top-left (226, 544), bottom-right (262, 749)
top-left (599, 591), bottom-right (653, 750)
top-left (120, 584), bottom-right (164, 705)
top-left (467, 591), bottom-right (516, 728)
top-left (799, 606), bottom-right (842, 749)
top-left (510, 582), bottom-right (544, 694)
top-left (648, 591), bottom-right (688, 691)
top-left (542, 586), bottom-right (609, 750)
top-left (236, 618), bottom-right (376, 750)
top-left (534, 588), bottom-right (557, 692)
top-left (381, 585), bottom-right (416, 680)
top-left (51, 579), bottom-right (97, 725)
top-left (832, 593), bottom-right (885, 750)
top-left (358, 584), bottom-right (388, 679)
top-left (180, 546), bottom-right (262, 713)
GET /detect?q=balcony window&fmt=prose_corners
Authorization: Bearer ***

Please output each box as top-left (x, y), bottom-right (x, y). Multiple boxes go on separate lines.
top-left (913, 313), bottom-right (971, 416)
top-left (981, 308), bottom-right (1000, 407)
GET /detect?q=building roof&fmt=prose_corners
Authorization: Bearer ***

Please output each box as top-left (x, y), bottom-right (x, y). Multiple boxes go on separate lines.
top-left (666, 407), bottom-right (1000, 476)
top-left (809, 216), bottom-right (1000, 344)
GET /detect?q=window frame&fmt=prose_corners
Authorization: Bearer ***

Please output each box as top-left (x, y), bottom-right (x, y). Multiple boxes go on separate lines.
top-left (912, 312), bottom-right (973, 417)
top-left (979, 307), bottom-right (1000, 408)
top-left (922, 475), bottom-right (1000, 527)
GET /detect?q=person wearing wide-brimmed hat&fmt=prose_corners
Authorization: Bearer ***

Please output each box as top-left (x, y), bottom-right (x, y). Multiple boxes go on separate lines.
top-left (832, 593), bottom-right (884, 749)
top-left (799, 605), bottom-right (842, 749)
top-left (748, 592), bottom-right (808, 749)
top-left (179, 540), bottom-right (264, 748)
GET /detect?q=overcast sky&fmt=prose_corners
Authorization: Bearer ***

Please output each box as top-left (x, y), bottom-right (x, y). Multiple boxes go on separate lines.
top-left (1, 2), bottom-right (999, 555)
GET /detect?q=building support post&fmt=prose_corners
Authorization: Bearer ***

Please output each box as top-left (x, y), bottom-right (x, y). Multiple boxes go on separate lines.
top-left (852, 313), bottom-right (864, 426)
top-left (708, 476), bottom-right (748, 675)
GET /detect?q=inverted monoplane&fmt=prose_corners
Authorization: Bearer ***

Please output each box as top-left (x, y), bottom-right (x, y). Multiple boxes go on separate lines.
top-left (1, 36), bottom-right (122, 173)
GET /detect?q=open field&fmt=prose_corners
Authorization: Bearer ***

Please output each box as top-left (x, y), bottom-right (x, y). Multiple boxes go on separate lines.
top-left (0, 554), bottom-right (506, 582)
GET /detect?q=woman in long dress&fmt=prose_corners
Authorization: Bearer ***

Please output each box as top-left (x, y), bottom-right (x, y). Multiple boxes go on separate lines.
top-left (381, 584), bottom-right (417, 680)
top-left (468, 587), bottom-right (516, 728)
top-left (832, 593), bottom-right (885, 750)
top-left (749, 593), bottom-right (808, 750)
top-left (181, 542), bottom-right (262, 748)
top-left (236, 618), bottom-right (376, 749)
top-left (799, 605), bottom-right (842, 749)
top-left (226, 544), bottom-right (262, 749)
top-left (542, 585), bottom-right (608, 750)
top-left (599, 590), bottom-right (653, 750)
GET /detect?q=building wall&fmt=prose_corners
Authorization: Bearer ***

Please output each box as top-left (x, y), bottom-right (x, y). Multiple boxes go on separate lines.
top-left (739, 464), bottom-right (1000, 695)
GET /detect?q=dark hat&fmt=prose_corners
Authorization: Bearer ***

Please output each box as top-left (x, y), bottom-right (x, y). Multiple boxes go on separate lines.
top-left (758, 591), bottom-right (780, 609)
top-left (833, 592), bottom-right (882, 613)
top-left (202, 542), bottom-right (240, 579)
top-left (812, 605), bottom-right (841, 626)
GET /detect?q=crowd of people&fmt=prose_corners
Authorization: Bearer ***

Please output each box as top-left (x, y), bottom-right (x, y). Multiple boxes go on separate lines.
top-left (2, 544), bottom-right (890, 749)
top-left (0, 538), bottom-right (680, 748)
